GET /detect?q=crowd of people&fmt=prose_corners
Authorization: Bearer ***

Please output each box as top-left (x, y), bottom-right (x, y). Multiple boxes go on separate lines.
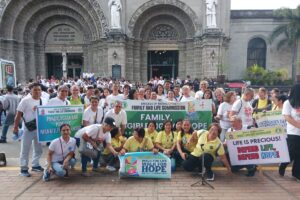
top-left (0, 75), bottom-right (299, 183)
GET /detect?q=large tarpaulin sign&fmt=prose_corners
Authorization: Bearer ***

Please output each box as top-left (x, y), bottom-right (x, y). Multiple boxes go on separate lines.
top-left (36, 106), bottom-right (84, 142)
top-left (119, 152), bottom-right (171, 179)
top-left (254, 110), bottom-right (286, 129)
top-left (226, 126), bottom-right (290, 166)
top-left (123, 100), bottom-right (212, 137)
top-left (0, 59), bottom-right (16, 88)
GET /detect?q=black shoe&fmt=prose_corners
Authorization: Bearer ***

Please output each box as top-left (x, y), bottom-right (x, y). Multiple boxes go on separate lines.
top-left (206, 170), bottom-right (215, 181)
top-left (0, 139), bottom-right (7, 143)
top-left (246, 167), bottom-right (257, 177)
top-left (32, 166), bottom-right (44, 172)
top-left (279, 164), bottom-right (286, 177)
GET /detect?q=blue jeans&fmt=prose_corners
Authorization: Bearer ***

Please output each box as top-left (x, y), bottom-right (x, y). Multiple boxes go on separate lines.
top-left (52, 158), bottom-right (76, 177)
top-left (81, 152), bottom-right (101, 172)
top-left (1, 113), bottom-right (15, 140)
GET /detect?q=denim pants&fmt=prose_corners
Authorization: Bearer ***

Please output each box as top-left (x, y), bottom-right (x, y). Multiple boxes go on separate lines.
top-left (52, 158), bottom-right (76, 177)
top-left (182, 153), bottom-right (214, 172)
top-left (81, 151), bottom-right (101, 172)
top-left (102, 153), bottom-right (116, 167)
top-left (20, 128), bottom-right (43, 171)
top-left (1, 113), bottom-right (15, 140)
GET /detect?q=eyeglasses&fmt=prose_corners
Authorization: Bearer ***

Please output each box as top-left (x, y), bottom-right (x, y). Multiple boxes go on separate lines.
top-left (115, 105), bottom-right (121, 108)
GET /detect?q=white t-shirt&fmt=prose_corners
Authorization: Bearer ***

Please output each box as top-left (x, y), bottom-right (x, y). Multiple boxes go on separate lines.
top-left (195, 91), bottom-right (204, 100)
top-left (104, 109), bottom-right (127, 128)
top-left (47, 97), bottom-right (70, 106)
top-left (282, 100), bottom-right (300, 136)
top-left (106, 94), bottom-right (123, 109)
top-left (74, 124), bottom-right (111, 143)
top-left (17, 96), bottom-right (47, 124)
top-left (180, 95), bottom-right (195, 102)
top-left (49, 137), bottom-right (76, 162)
top-left (231, 99), bottom-right (253, 127)
top-left (217, 102), bottom-right (232, 129)
top-left (83, 106), bottom-right (104, 125)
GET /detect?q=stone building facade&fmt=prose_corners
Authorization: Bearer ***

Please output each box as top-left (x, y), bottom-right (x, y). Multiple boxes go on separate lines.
top-left (0, 0), bottom-right (298, 83)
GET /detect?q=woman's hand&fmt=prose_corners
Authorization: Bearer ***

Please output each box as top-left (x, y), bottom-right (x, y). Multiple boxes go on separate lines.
top-left (119, 149), bottom-right (126, 156)
top-left (180, 152), bottom-right (186, 160)
top-left (152, 148), bottom-right (159, 154)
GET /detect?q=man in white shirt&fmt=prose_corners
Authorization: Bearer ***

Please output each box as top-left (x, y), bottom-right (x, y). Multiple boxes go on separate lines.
top-left (105, 101), bottom-right (127, 135)
top-left (43, 124), bottom-right (76, 181)
top-left (13, 83), bottom-right (46, 177)
top-left (47, 85), bottom-right (70, 106)
top-left (179, 85), bottom-right (195, 102)
top-left (75, 117), bottom-right (118, 175)
top-left (230, 88), bottom-right (254, 128)
top-left (106, 83), bottom-right (123, 109)
top-left (195, 80), bottom-right (209, 100)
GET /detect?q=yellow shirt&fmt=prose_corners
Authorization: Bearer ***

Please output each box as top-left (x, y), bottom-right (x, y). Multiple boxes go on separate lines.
top-left (155, 131), bottom-right (176, 149)
top-left (103, 137), bottom-right (122, 155)
top-left (123, 136), bottom-right (154, 152)
top-left (145, 128), bottom-right (158, 144)
top-left (177, 132), bottom-right (197, 153)
top-left (191, 131), bottom-right (225, 160)
top-left (257, 98), bottom-right (268, 110)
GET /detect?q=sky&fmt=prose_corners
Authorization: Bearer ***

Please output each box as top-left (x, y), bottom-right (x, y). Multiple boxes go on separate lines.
top-left (231, 0), bottom-right (300, 10)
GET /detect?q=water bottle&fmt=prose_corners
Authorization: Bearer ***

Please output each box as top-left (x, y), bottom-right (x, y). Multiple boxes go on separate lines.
top-left (171, 158), bottom-right (176, 172)
top-left (12, 129), bottom-right (23, 141)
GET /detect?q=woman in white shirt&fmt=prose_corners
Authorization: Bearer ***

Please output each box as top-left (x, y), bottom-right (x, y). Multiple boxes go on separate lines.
top-left (82, 96), bottom-right (103, 127)
top-left (164, 90), bottom-right (177, 102)
top-left (280, 84), bottom-right (300, 180)
top-left (215, 91), bottom-right (236, 142)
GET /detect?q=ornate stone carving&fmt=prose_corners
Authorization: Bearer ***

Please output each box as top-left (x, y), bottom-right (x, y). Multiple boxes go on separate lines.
top-left (148, 24), bottom-right (178, 40)
top-left (128, 0), bottom-right (200, 37)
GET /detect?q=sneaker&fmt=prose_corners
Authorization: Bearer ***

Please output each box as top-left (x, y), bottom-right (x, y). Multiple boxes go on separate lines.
top-left (106, 165), bottom-right (116, 172)
top-left (206, 170), bottom-right (215, 181)
top-left (246, 167), bottom-right (257, 177)
top-left (279, 164), bottom-right (286, 177)
top-left (20, 170), bottom-right (31, 177)
top-left (81, 172), bottom-right (92, 177)
top-left (43, 169), bottom-right (50, 182)
top-left (0, 139), bottom-right (7, 143)
top-left (32, 166), bottom-right (44, 172)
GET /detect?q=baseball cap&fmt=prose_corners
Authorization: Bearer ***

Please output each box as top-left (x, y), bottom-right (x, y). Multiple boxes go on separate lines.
top-left (104, 117), bottom-right (116, 127)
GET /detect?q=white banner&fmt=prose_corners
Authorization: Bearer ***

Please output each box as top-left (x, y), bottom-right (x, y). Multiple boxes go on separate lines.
top-left (226, 126), bottom-right (290, 166)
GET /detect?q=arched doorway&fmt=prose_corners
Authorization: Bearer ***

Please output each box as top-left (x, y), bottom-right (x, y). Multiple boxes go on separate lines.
top-left (0, 0), bottom-right (108, 81)
top-left (129, 1), bottom-right (199, 82)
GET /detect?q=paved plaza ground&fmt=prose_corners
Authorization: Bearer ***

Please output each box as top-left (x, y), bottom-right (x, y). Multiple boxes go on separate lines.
top-left (0, 130), bottom-right (299, 200)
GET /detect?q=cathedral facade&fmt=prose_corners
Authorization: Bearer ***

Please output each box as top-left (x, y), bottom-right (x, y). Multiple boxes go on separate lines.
top-left (0, 0), bottom-right (297, 82)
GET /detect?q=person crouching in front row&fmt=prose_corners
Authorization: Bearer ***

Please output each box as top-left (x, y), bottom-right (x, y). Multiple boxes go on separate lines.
top-left (119, 127), bottom-right (158, 155)
top-left (182, 123), bottom-right (231, 181)
top-left (43, 124), bottom-right (76, 182)
top-left (102, 127), bottom-right (126, 170)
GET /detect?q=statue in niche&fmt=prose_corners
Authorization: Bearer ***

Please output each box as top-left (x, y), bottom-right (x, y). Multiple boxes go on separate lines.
top-left (206, 0), bottom-right (217, 28)
top-left (108, 0), bottom-right (122, 29)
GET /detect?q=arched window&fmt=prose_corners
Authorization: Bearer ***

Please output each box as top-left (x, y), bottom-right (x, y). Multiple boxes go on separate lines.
top-left (247, 38), bottom-right (267, 68)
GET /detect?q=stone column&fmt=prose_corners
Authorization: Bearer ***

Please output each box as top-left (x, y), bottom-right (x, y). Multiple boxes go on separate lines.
top-left (126, 39), bottom-right (134, 81)
top-left (178, 41), bottom-right (186, 79)
top-left (16, 43), bottom-right (26, 83)
top-left (133, 40), bottom-right (141, 81)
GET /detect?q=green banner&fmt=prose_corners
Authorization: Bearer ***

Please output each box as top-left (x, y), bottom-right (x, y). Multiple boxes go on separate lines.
top-left (123, 100), bottom-right (212, 137)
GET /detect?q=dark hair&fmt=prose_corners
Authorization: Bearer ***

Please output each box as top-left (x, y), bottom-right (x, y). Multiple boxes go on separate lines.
top-left (110, 127), bottom-right (119, 138)
top-left (161, 120), bottom-right (172, 131)
top-left (155, 84), bottom-right (164, 94)
top-left (89, 96), bottom-right (99, 102)
top-left (6, 85), bottom-right (13, 92)
top-left (60, 124), bottom-right (71, 132)
top-left (29, 82), bottom-right (42, 90)
top-left (134, 127), bottom-right (145, 138)
top-left (172, 119), bottom-right (183, 131)
top-left (147, 120), bottom-right (157, 129)
top-left (208, 123), bottom-right (222, 137)
top-left (181, 119), bottom-right (193, 136)
top-left (289, 84), bottom-right (300, 108)
top-left (202, 89), bottom-right (213, 99)
top-left (128, 89), bottom-right (137, 100)
top-left (275, 94), bottom-right (287, 103)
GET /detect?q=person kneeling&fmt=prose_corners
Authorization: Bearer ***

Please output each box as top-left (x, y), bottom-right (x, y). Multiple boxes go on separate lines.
top-left (43, 124), bottom-right (76, 182)
top-left (119, 127), bottom-right (158, 155)
top-left (182, 123), bottom-right (231, 181)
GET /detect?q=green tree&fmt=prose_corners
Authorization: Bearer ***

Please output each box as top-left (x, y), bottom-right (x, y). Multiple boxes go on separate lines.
top-left (269, 5), bottom-right (300, 83)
